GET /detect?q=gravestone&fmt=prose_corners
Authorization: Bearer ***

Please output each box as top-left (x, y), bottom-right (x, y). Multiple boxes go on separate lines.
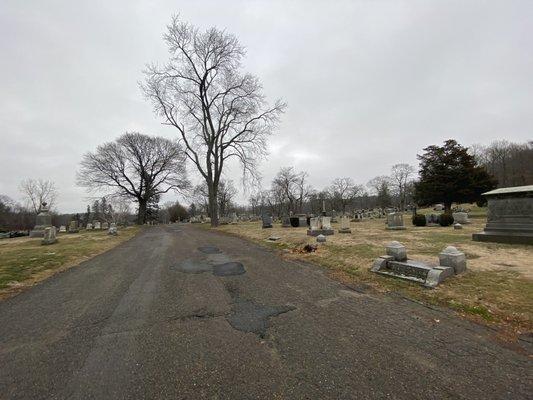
top-left (386, 212), bottom-right (406, 230)
top-left (94, 221), bottom-right (102, 230)
top-left (102, 222), bottom-right (109, 230)
top-left (289, 216), bottom-right (299, 227)
top-left (371, 242), bottom-right (455, 288)
top-left (41, 226), bottom-right (57, 245)
top-left (68, 220), bottom-right (79, 233)
top-left (452, 212), bottom-right (469, 224)
top-left (231, 213), bottom-right (238, 224)
top-left (59, 225), bottom-right (67, 233)
top-left (262, 214), bottom-right (273, 229)
top-left (282, 216), bottom-right (291, 227)
top-left (425, 214), bottom-right (440, 226)
top-left (29, 203), bottom-right (52, 238)
top-left (108, 223), bottom-right (118, 236)
top-left (86, 223), bottom-right (93, 230)
top-left (434, 204), bottom-right (444, 211)
top-left (438, 246), bottom-right (467, 274)
top-left (473, 185), bottom-right (533, 245)
top-left (298, 216), bottom-right (307, 227)
top-left (454, 223), bottom-right (463, 230)
top-left (307, 216), bottom-right (334, 236)
top-left (338, 216), bottom-right (351, 233)
top-left (316, 234), bottom-right (327, 243)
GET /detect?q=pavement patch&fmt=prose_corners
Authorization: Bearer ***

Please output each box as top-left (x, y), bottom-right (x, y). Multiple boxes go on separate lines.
top-left (198, 246), bottom-right (221, 254)
top-left (171, 259), bottom-right (213, 274)
top-left (212, 262), bottom-right (246, 276)
top-left (226, 300), bottom-right (296, 338)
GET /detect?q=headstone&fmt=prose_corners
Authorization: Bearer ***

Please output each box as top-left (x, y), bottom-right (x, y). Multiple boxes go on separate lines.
top-left (231, 213), bottom-right (238, 224)
top-left (454, 223), bottom-right (463, 230)
top-left (338, 216), bottom-right (351, 233)
top-left (267, 235), bottom-right (280, 241)
top-left (438, 246), bottom-right (467, 274)
top-left (309, 217), bottom-right (319, 231)
top-left (282, 216), bottom-right (291, 228)
top-left (473, 185), bottom-right (533, 245)
top-left (68, 220), bottom-right (79, 233)
top-left (102, 222), bottom-right (109, 230)
top-left (321, 217), bottom-right (332, 230)
top-left (452, 212), bottom-right (469, 224)
top-left (371, 244), bottom-right (454, 288)
top-left (434, 204), bottom-right (444, 211)
top-left (316, 234), bottom-right (326, 243)
top-left (30, 202), bottom-right (52, 238)
top-left (426, 214), bottom-right (440, 226)
top-left (86, 223), bottom-right (93, 230)
top-left (94, 221), bottom-right (101, 230)
top-left (59, 225), bottom-right (67, 233)
top-left (298, 216), bottom-right (307, 227)
top-left (108, 223), bottom-right (118, 236)
top-left (386, 241), bottom-right (407, 261)
top-left (41, 226), bottom-right (57, 245)
top-left (262, 214), bottom-right (273, 229)
top-left (307, 216), bottom-right (334, 236)
top-left (386, 212), bottom-right (406, 230)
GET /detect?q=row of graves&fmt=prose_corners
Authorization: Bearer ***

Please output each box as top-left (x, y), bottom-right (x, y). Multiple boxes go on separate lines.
top-left (28, 203), bottom-right (119, 245)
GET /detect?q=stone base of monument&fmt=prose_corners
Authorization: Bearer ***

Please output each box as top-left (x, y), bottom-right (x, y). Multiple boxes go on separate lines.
top-left (338, 228), bottom-right (351, 234)
top-left (472, 231), bottom-right (533, 245)
top-left (307, 229), bottom-right (334, 236)
top-left (371, 256), bottom-right (454, 288)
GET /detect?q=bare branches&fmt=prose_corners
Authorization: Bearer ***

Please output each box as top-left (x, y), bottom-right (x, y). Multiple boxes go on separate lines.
top-left (19, 178), bottom-right (58, 213)
top-left (142, 16), bottom-right (286, 225)
top-left (77, 132), bottom-right (189, 224)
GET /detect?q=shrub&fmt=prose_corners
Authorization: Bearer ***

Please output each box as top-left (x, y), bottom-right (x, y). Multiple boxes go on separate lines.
top-left (439, 212), bottom-right (454, 226)
top-left (412, 213), bottom-right (427, 226)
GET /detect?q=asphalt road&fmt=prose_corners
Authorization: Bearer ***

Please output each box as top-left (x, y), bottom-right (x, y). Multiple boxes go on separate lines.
top-left (0, 225), bottom-right (531, 399)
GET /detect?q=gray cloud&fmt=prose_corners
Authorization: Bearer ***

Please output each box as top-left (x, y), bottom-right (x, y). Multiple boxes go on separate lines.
top-left (1, 0), bottom-right (531, 211)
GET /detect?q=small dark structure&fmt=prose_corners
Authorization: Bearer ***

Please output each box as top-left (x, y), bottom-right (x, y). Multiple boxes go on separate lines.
top-left (472, 185), bottom-right (533, 245)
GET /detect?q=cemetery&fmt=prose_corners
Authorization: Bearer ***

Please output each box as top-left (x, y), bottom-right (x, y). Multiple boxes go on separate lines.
top-left (0, 225), bottom-right (139, 299)
top-left (209, 203), bottom-right (533, 331)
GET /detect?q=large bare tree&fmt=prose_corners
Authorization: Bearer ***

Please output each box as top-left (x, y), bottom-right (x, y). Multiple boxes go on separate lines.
top-left (390, 163), bottom-right (415, 211)
top-left (19, 178), bottom-right (58, 213)
top-left (142, 16), bottom-right (286, 226)
top-left (328, 177), bottom-right (364, 215)
top-left (77, 132), bottom-right (189, 224)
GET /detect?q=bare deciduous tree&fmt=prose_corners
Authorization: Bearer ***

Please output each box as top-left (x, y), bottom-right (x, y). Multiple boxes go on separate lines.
top-left (19, 178), bottom-right (58, 213)
top-left (142, 16), bottom-right (286, 226)
top-left (77, 132), bottom-right (189, 224)
top-left (328, 177), bottom-right (364, 215)
top-left (271, 167), bottom-right (309, 215)
top-left (390, 164), bottom-right (416, 211)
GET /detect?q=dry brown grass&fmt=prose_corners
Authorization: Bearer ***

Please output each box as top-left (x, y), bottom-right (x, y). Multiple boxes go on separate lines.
top-left (204, 212), bottom-right (533, 335)
top-left (0, 226), bottom-right (141, 300)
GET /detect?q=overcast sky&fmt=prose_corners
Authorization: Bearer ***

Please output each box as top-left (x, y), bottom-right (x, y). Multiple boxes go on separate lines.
top-left (1, 0), bottom-right (532, 212)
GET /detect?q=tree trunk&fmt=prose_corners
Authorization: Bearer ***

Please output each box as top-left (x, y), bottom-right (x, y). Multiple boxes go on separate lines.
top-left (208, 183), bottom-right (219, 227)
top-left (444, 202), bottom-right (452, 212)
top-left (137, 199), bottom-right (147, 225)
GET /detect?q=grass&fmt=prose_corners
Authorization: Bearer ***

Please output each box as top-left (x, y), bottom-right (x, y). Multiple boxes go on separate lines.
top-left (201, 205), bottom-right (533, 335)
top-left (0, 226), bottom-right (141, 299)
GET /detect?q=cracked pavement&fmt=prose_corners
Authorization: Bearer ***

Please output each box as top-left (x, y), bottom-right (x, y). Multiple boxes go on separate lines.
top-left (0, 224), bottom-right (531, 399)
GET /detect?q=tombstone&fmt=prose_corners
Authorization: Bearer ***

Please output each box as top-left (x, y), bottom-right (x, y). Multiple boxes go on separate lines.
top-left (307, 216), bottom-right (334, 236)
top-left (371, 243), bottom-right (455, 288)
top-left (452, 211), bottom-right (469, 224)
top-left (473, 185), bottom-right (533, 244)
top-left (386, 241), bottom-right (407, 261)
top-left (438, 246), bottom-right (467, 274)
top-left (41, 226), bottom-right (57, 245)
top-left (59, 225), bottom-right (67, 233)
top-left (29, 202), bottom-right (52, 238)
top-left (298, 216), bottom-right (307, 227)
top-left (425, 214), bottom-right (440, 226)
top-left (386, 212), bottom-right (406, 230)
top-left (86, 223), bottom-right (93, 230)
top-left (262, 214), bottom-right (273, 229)
top-left (289, 216), bottom-right (299, 227)
top-left (282, 216), bottom-right (291, 228)
top-left (338, 216), bottom-right (351, 233)
top-left (231, 213), bottom-right (238, 224)
top-left (68, 220), bottom-right (79, 233)
top-left (434, 204), bottom-right (444, 211)
top-left (108, 223), bottom-right (118, 236)
top-left (101, 222), bottom-right (108, 230)
top-left (316, 234), bottom-right (327, 243)
top-left (454, 223), bottom-right (463, 230)
top-left (94, 221), bottom-right (102, 230)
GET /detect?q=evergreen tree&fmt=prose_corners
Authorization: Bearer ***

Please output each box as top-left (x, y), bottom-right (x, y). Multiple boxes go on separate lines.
top-left (414, 140), bottom-right (496, 211)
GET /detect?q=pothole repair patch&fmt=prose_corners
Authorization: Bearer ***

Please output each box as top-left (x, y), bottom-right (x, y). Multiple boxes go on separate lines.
top-left (171, 259), bottom-right (213, 274)
top-left (226, 300), bottom-right (296, 337)
top-left (198, 246), bottom-right (221, 254)
top-left (212, 262), bottom-right (246, 276)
